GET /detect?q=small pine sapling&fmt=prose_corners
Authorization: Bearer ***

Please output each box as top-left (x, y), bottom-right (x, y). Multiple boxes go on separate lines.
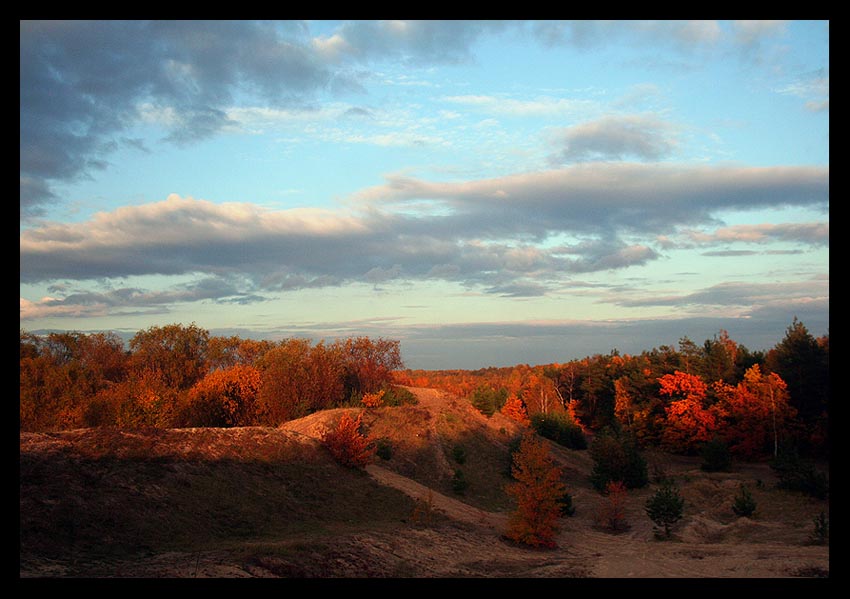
top-left (645, 480), bottom-right (685, 539)
top-left (731, 484), bottom-right (757, 518)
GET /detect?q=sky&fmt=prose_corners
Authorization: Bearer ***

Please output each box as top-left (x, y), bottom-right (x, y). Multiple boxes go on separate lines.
top-left (19, 20), bottom-right (829, 370)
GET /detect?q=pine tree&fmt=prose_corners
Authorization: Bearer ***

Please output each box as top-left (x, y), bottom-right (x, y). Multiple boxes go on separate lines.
top-left (645, 480), bottom-right (684, 539)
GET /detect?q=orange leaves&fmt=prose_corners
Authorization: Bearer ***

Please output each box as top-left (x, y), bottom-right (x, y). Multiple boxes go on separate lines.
top-left (500, 394), bottom-right (530, 426)
top-left (596, 481), bottom-right (629, 532)
top-left (361, 389), bottom-right (385, 408)
top-left (186, 364), bottom-right (261, 427)
top-left (505, 434), bottom-right (567, 548)
top-left (321, 412), bottom-right (376, 469)
top-left (658, 370), bottom-right (708, 402)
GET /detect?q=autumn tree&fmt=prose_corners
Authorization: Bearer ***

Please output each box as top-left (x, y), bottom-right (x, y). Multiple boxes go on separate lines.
top-left (658, 371), bottom-right (719, 454)
top-left (505, 434), bottom-right (568, 548)
top-left (714, 364), bottom-right (795, 459)
top-left (128, 323), bottom-right (210, 391)
top-left (596, 480), bottom-right (629, 532)
top-left (321, 412), bottom-right (376, 468)
top-left (181, 364), bottom-right (261, 427)
top-left (340, 337), bottom-right (403, 396)
top-left (500, 394), bottom-right (530, 426)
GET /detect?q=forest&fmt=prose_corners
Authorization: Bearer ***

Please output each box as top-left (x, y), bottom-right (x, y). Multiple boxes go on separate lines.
top-left (20, 318), bottom-right (828, 460)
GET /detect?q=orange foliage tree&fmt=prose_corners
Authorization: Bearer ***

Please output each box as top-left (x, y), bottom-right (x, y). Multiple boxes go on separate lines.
top-left (183, 364), bottom-right (261, 427)
top-left (658, 371), bottom-right (718, 454)
top-left (596, 480), bottom-right (629, 532)
top-left (505, 434), bottom-right (567, 548)
top-left (713, 364), bottom-right (795, 459)
top-left (321, 412), bottom-right (376, 468)
top-left (501, 394), bottom-right (531, 426)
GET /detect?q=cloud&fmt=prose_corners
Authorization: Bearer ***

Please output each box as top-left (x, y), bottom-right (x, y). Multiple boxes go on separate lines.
top-left (443, 94), bottom-right (594, 117)
top-left (20, 20), bottom-right (333, 218)
top-left (21, 163), bottom-right (828, 291)
top-left (547, 115), bottom-right (680, 163)
top-left (680, 222), bottom-right (829, 246)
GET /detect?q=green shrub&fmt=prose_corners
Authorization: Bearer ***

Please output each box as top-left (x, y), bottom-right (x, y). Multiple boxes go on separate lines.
top-left (589, 430), bottom-right (648, 492)
top-left (451, 468), bottom-right (468, 495)
top-left (770, 447), bottom-right (829, 499)
top-left (645, 481), bottom-right (685, 539)
top-left (451, 444), bottom-right (466, 465)
top-left (470, 385), bottom-right (508, 417)
top-left (382, 386), bottom-right (419, 407)
top-left (700, 438), bottom-right (732, 472)
top-left (732, 484), bottom-right (756, 517)
top-left (530, 411), bottom-right (587, 450)
top-left (558, 490), bottom-right (576, 517)
top-left (810, 512), bottom-right (829, 545)
top-left (375, 437), bottom-right (393, 461)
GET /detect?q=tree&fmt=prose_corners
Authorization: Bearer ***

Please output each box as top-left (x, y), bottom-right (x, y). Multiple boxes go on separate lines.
top-left (732, 484), bottom-right (756, 518)
top-left (645, 480), bottom-right (685, 539)
top-left (596, 480), bottom-right (629, 532)
top-left (128, 323), bottom-right (210, 391)
top-left (505, 434), bottom-right (567, 548)
top-left (321, 412), bottom-right (376, 468)
top-left (501, 394), bottom-right (531, 426)
top-left (182, 364), bottom-right (261, 427)
top-left (588, 428), bottom-right (648, 492)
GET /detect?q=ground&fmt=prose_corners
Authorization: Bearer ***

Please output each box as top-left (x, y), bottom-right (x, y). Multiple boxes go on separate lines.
top-left (19, 387), bottom-right (829, 579)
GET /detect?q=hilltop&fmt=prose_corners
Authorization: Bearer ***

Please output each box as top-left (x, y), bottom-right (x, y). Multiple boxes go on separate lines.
top-left (20, 387), bottom-right (829, 578)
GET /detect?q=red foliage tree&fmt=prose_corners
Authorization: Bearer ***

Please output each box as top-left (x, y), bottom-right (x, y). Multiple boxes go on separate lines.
top-left (657, 371), bottom-right (719, 454)
top-left (321, 412), bottom-right (376, 468)
top-left (183, 364), bottom-right (261, 427)
top-left (596, 480), bottom-right (629, 532)
top-left (505, 434), bottom-right (567, 548)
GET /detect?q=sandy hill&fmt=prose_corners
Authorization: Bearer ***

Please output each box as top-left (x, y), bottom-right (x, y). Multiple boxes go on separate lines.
top-left (19, 387), bottom-right (829, 578)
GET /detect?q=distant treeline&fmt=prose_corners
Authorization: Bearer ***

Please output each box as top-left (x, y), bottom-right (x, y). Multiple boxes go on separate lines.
top-left (395, 319), bottom-right (829, 459)
top-left (20, 323), bottom-right (402, 431)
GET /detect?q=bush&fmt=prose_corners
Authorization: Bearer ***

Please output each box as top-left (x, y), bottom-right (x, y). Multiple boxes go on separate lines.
top-left (771, 447), bottom-right (829, 499)
top-left (645, 481), bottom-right (684, 539)
top-left (589, 430), bottom-right (648, 492)
top-left (700, 437), bottom-right (732, 472)
top-left (470, 386), bottom-right (508, 417)
top-left (732, 484), bottom-right (756, 517)
top-left (451, 444), bottom-right (467, 465)
top-left (530, 411), bottom-right (587, 450)
top-left (596, 481), bottom-right (629, 532)
top-left (375, 437), bottom-right (393, 461)
top-left (321, 412), bottom-right (375, 468)
top-left (382, 385), bottom-right (419, 407)
top-left (558, 488), bottom-right (576, 517)
top-left (451, 468), bottom-right (468, 495)
top-left (810, 512), bottom-right (829, 545)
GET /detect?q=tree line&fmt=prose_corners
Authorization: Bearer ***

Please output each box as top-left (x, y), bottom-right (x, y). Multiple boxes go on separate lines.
top-left (20, 323), bottom-right (403, 431)
top-left (395, 318), bottom-right (829, 459)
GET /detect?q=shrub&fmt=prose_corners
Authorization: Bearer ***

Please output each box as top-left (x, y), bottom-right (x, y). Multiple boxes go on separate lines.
top-left (596, 481), bottom-right (629, 532)
top-left (451, 444), bottom-right (467, 465)
top-left (530, 411), bottom-right (587, 450)
top-left (700, 437), bottom-right (732, 472)
top-left (771, 447), bottom-right (829, 499)
top-left (451, 468), bottom-right (468, 495)
top-left (645, 480), bottom-right (685, 539)
top-left (589, 430), bottom-right (648, 492)
top-left (375, 437), bottom-right (393, 461)
top-left (361, 389), bottom-right (385, 408)
top-left (382, 385), bottom-right (419, 407)
top-left (732, 484), bottom-right (757, 517)
top-left (321, 412), bottom-right (376, 468)
top-left (471, 386), bottom-right (508, 417)
top-left (810, 512), bottom-right (829, 545)
top-left (558, 490), bottom-right (576, 517)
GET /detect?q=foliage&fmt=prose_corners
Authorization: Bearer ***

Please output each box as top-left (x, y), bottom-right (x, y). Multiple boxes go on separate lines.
top-left (732, 484), bottom-right (757, 517)
top-left (361, 389), bottom-right (385, 408)
top-left (381, 385), bottom-right (419, 407)
top-left (181, 365), bottom-right (261, 427)
top-left (470, 385), bottom-right (508, 417)
top-left (451, 444), bottom-right (466, 465)
top-left (558, 489), bottom-right (576, 517)
top-left (700, 437), bottom-right (733, 472)
top-left (770, 447), bottom-right (829, 499)
top-left (451, 468), bottom-right (468, 495)
top-left (588, 428), bottom-right (648, 492)
top-left (500, 394), bottom-right (531, 426)
top-left (321, 412), bottom-right (375, 469)
top-left (645, 480), bottom-right (685, 539)
top-left (504, 434), bottom-right (567, 548)
top-left (530, 411), bottom-right (587, 450)
top-left (810, 512), bottom-right (829, 545)
top-left (596, 480), bottom-right (629, 532)
top-left (375, 437), bottom-right (393, 461)
top-left (658, 371), bottom-right (719, 454)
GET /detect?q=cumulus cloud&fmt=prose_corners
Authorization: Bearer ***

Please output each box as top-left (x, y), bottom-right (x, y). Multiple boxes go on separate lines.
top-left (547, 115), bottom-right (680, 163)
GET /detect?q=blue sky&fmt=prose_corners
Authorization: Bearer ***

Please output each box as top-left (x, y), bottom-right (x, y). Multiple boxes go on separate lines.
top-left (20, 20), bottom-right (829, 369)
